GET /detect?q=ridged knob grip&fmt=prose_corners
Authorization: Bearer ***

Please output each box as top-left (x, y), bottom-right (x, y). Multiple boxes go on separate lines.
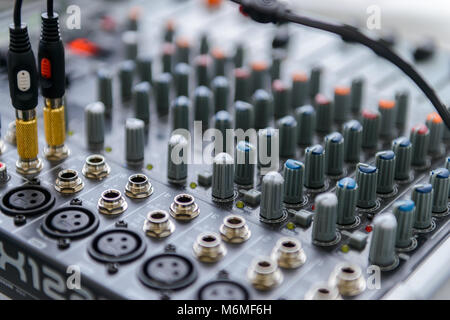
top-left (212, 153), bottom-right (235, 201)
top-left (125, 118), bottom-right (145, 166)
top-left (167, 134), bottom-right (188, 184)
top-left (260, 171), bottom-right (285, 222)
top-left (324, 132), bottom-right (344, 176)
top-left (355, 163), bottom-right (378, 209)
top-left (411, 184), bottom-right (433, 229)
top-left (85, 102), bottom-right (105, 150)
top-left (429, 168), bottom-right (450, 213)
top-left (375, 150), bottom-right (396, 194)
top-left (393, 200), bottom-right (415, 248)
top-left (234, 141), bottom-right (256, 187)
top-left (369, 213), bottom-right (397, 268)
top-left (336, 177), bottom-right (358, 225)
top-left (283, 159), bottom-right (304, 204)
top-left (304, 145), bottom-right (325, 189)
top-left (312, 193), bottom-right (338, 243)
top-left (392, 137), bottom-right (412, 181)
top-left (295, 105), bottom-right (316, 146)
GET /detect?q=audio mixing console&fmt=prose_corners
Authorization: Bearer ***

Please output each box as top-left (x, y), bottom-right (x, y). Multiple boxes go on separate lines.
top-left (0, 0), bottom-right (448, 300)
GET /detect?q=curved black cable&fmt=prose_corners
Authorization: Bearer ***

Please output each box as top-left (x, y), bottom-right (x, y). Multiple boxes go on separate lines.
top-left (13, 0), bottom-right (23, 28)
top-left (231, 0), bottom-right (450, 128)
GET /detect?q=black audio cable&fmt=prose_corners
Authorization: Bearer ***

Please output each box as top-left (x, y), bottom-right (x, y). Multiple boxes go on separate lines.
top-left (230, 0), bottom-right (450, 129)
top-left (39, 0), bottom-right (70, 161)
top-left (8, 0), bottom-right (43, 176)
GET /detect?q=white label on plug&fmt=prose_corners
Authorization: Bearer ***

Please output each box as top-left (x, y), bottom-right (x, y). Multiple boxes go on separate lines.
top-left (17, 70), bottom-right (31, 92)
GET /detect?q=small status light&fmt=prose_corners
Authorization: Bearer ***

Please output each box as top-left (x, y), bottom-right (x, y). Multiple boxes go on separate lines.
top-left (68, 130), bottom-right (74, 136)
top-left (190, 182), bottom-right (197, 189)
top-left (341, 244), bottom-right (350, 253)
top-left (105, 146), bottom-right (112, 153)
top-left (365, 225), bottom-right (373, 233)
top-left (236, 201), bottom-right (244, 209)
top-left (286, 222), bottom-right (295, 230)
top-left (146, 164), bottom-right (154, 171)
top-left (311, 204), bottom-right (315, 211)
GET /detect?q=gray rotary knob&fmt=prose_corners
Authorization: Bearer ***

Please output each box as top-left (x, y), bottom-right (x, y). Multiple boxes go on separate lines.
top-left (392, 137), bottom-right (412, 181)
top-left (314, 94), bottom-right (333, 133)
top-left (343, 120), bottom-right (362, 163)
top-left (212, 153), bottom-right (235, 202)
top-left (375, 150), bottom-right (396, 194)
top-left (272, 80), bottom-right (290, 119)
top-left (393, 200), bottom-right (415, 248)
top-left (234, 68), bottom-right (251, 102)
top-left (119, 60), bottom-right (135, 102)
top-left (234, 43), bottom-right (245, 68)
top-left (194, 86), bottom-right (212, 130)
top-left (250, 61), bottom-right (270, 93)
top-left (171, 96), bottom-right (190, 131)
top-left (167, 134), bottom-right (188, 184)
top-left (395, 90), bottom-right (409, 131)
top-left (133, 82), bottom-right (151, 126)
top-left (137, 55), bottom-right (153, 84)
top-left (175, 38), bottom-right (190, 64)
top-left (283, 159), bottom-right (305, 205)
top-left (355, 163), bottom-right (378, 209)
top-left (125, 118), bottom-right (145, 167)
top-left (212, 48), bottom-right (226, 77)
top-left (312, 193), bottom-right (338, 244)
top-left (195, 54), bottom-right (211, 87)
top-left (214, 111), bottom-right (232, 154)
top-left (291, 72), bottom-right (308, 109)
top-left (411, 184), bottom-right (433, 229)
top-left (277, 115), bottom-right (297, 158)
top-left (154, 73), bottom-right (172, 116)
top-left (260, 171), bottom-right (285, 222)
top-left (295, 105), bottom-right (316, 146)
top-left (304, 145), bottom-right (325, 189)
top-left (333, 86), bottom-right (351, 123)
top-left (361, 110), bottom-right (381, 149)
top-left (212, 76), bottom-right (230, 112)
top-left (410, 124), bottom-right (430, 167)
top-left (368, 213), bottom-right (397, 268)
top-left (85, 102), bottom-right (105, 150)
top-left (174, 63), bottom-right (190, 97)
top-left (97, 69), bottom-right (113, 116)
top-left (324, 132), bottom-right (344, 177)
top-left (257, 128), bottom-right (278, 170)
top-left (252, 89), bottom-right (273, 130)
top-left (425, 113), bottom-right (444, 155)
top-left (234, 101), bottom-right (255, 131)
top-left (122, 31), bottom-right (138, 60)
top-left (378, 100), bottom-right (396, 139)
top-left (350, 77), bottom-right (364, 113)
top-left (429, 168), bottom-right (450, 213)
top-left (309, 66), bottom-right (322, 98)
top-left (199, 33), bottom-right (209, 55)
top-left (162, 42), bottom-right (174, 73)
top-left (336, 177), bottom-right (358, 226)
top-left (234, 141), bottom-right (256, 187)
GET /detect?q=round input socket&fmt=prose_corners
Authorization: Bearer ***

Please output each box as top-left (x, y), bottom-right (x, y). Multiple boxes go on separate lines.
top-left (0, 185), bottom-right (55, 216)
top-left (42, 206), bottom-right (99, 239)
top-left (89, 229), bottom-right (146, 263)
top-left (138, 253), bottom-right (197, 291)
top-left (197, 280), bottom-right (250, 300)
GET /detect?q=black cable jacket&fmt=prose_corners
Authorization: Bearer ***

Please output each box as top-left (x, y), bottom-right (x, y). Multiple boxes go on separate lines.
top-left (230, 0), bottom-right (450, 129)
top-left (13, 0), bottom-right (22, 28)
top-left (47, 0), bottom-right (53, 17)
